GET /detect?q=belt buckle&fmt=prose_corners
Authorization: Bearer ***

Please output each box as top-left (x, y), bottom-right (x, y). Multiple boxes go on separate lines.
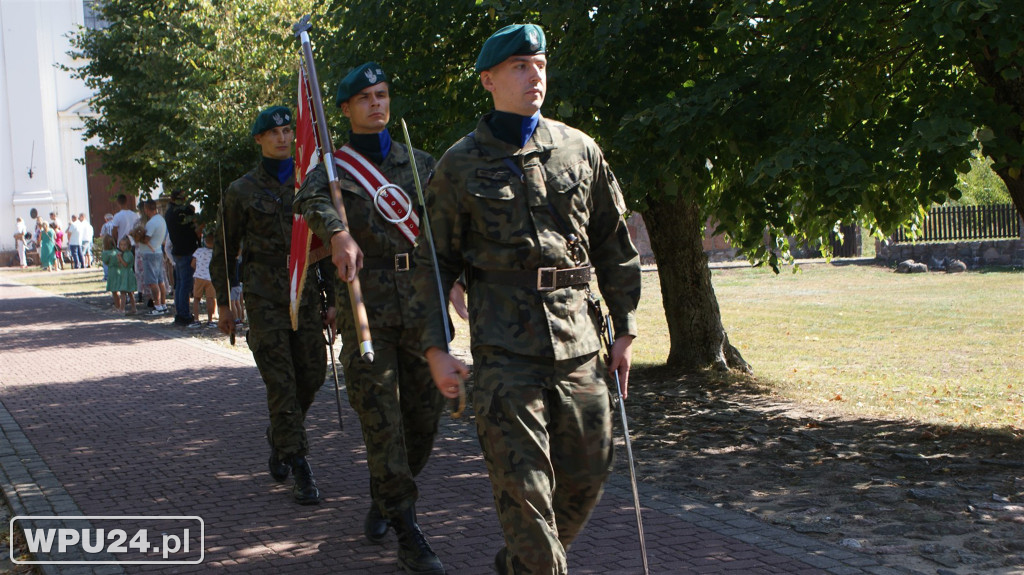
top-left (394, 253), bottom-right (410, 272)
top-left (537, 267), bottom-right (557, 291)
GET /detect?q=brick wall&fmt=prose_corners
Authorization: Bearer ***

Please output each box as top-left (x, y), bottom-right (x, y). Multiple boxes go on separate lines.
top-left (626, 214), bottom-right (739, 264)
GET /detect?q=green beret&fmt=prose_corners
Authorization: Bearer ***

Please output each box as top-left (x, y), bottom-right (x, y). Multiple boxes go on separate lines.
top-left (475, 24), bottom-right (546, 73)
top-left (250, 106), bottom-right (292, 137)
top-left (336, 62), bottom-right (388, 107)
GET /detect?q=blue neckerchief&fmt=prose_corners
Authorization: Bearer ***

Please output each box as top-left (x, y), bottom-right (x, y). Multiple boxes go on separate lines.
top-left (488, 111), bottom-right (540, 148)
top-left (519, 112), bottom-right (539, 148)
top-left (261, 157), bottom-right (294, 184)
top-left (380, 129), bottom-right (392, 161)
top-left (349, 129), bottom-right (392, 165)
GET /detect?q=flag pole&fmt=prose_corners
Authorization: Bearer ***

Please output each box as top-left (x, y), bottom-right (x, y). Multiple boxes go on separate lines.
top-left (292, 14), bottom-right (374, 363)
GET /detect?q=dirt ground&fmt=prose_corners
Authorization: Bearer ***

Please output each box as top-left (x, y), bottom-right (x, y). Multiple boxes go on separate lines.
top-left (620, 366), bottom-right (1024, 575)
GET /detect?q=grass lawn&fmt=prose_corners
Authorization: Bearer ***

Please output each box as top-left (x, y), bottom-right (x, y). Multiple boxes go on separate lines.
top-left (635, 262), bottom-right (1023, 431)
top-left (5, 266), bottom-right (109, 298)
top-left (5, 260), bottom-right (1022, 431)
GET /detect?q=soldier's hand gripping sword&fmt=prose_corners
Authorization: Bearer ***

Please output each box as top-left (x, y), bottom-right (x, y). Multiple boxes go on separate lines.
top-left (293, 14), bottom-right (374, 363)
top-left (601, 311), bottom-right (649, 575)
top-left (400, 119), bottom-right (465, 418)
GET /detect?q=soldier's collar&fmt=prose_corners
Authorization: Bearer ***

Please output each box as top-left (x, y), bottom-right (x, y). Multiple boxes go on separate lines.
top-left (475, 113), bottom-right (555, 157)
top-left (487, 111), bottom-right (540, 149)
top-left (348, 129), bottom-right (393, 165)
top-left (260, 156), bottom-right (294, 184)
top-left (387, 139), bottom-right (409, 166)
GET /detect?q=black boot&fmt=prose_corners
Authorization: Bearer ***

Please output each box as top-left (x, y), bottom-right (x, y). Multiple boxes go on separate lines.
top-left (364, 502), bottom-right (390, 544)
top-left (493, 547), bottom-right (508, 575)
top-left (288, 455), bottom-right (321, 505)
top-left (392, 506), bottom-right (444, 575)
top-left (266, 426), bottom-right (289, 482)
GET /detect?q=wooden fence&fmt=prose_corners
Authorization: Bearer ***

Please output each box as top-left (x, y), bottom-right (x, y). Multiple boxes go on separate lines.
top-left (892, 203), bottom-right (1022, 243)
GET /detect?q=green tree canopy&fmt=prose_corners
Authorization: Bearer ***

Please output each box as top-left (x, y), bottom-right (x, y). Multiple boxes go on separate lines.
top-left (955, 154), bottom-right (1012, 205)
top-left (68, 0), bottom-right (318, 217)
top-left (71, 0), bottom-right (1023, 372)
top-left (325, 0), bottom-right (1022, 371)
top-left (312, 0), bottom-right (495, 154)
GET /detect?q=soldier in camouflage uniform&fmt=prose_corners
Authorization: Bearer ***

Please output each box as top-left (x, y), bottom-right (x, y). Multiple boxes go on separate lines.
top-left (213, 105), bottom-right (336, 506)
top-left (410, 25), bottom-right (642, 574)
top-left (294, 63), bottom-right (446, 575)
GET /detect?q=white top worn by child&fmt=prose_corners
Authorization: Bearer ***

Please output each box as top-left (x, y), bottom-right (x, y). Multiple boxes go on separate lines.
top-left (188, 236), bottom-right (217, 328)
top-left (192, 241), bottom-right (213, 281)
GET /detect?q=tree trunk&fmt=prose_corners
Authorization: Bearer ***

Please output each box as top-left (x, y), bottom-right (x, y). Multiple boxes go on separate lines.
top-left (969, 45), bottom-right (1024, 221)
top-left (642, 193), bottom-right (751, 373)
top-left (1001, 169), bottom-right (1024, 223)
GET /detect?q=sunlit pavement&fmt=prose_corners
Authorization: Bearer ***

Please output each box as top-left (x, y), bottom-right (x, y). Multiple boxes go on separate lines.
top-left (0, 276), bottom-right (900, 574)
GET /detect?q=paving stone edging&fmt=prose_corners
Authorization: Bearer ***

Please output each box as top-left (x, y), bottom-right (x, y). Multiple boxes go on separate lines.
top-left (0, 399), bottom-right (125, 575)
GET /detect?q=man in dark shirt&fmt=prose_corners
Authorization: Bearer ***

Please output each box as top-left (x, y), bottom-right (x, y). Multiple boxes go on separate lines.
top-left (165, 190), bottom-right (200, 326)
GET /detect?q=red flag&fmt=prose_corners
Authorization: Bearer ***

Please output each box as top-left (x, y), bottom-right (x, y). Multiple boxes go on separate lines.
top-left (289, 60), bottom-right (328, 330)
top-left (295, 59), bottom-right (321, 186)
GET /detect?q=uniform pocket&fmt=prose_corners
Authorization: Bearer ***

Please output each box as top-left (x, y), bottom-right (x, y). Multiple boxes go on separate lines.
top-left (467, 178), bottom-right (515, 201)
top-left (338, 180), bottom-right (379, 241)
top-left (339, 179), bottom-right (369, 198)
top-left (546, 160), bottom-right (593, 232)
top-left (251, 194), bottom-right (280, 216)
top-left (466, 178), bottom-right (521, 244)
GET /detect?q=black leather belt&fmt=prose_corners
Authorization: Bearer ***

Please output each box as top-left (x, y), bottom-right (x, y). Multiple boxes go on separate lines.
top-left (470, 265), bottom-right (591, 291)
top-left (363, 253), bottom-right (412, 272)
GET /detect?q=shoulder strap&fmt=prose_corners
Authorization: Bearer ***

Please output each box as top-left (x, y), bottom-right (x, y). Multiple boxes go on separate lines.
top-left (333, 145), bottom-right (421, 246)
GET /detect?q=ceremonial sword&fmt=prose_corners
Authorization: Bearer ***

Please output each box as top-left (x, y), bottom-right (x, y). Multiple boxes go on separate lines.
top-left (218, 161), bottom-right (235, 346)
top-left (601, 312), bottom-right (649, 574)
top-left (400, 119), bottom-right (465, 418)
top-left (317, 267), bottom-right (344, 431)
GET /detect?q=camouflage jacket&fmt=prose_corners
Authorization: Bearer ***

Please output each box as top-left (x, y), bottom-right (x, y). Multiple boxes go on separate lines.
top-left (410, 114), bottom-right (641, 360)
top-left (294, 142), bottom-right (435, 344)
top-left (212, 163), bottom-right (334, 332)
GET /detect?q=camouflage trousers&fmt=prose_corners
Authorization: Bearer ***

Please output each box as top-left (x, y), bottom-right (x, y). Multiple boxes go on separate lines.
top-left (248, 326), bottom-right (327, 458)
top-left (472, 346), bottom-right (613, 575)
top-left (341, 325), bottom-right (445, 519)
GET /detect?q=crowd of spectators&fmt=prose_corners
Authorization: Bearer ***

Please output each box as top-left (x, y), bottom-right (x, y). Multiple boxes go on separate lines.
top-left (12, 194), bottom-right (237, 328)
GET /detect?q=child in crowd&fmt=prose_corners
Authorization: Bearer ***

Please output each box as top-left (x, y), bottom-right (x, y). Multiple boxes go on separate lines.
top-left (115, 236), bottom-right (139, 315)
top-left (188, 234), bottom-right (216, 328)
top-left (129, 220), bottom-right (149, 307)
top-left (100, 236), bottom-right (121, 311)
top-left (53, 223), bottom-right (65, 270)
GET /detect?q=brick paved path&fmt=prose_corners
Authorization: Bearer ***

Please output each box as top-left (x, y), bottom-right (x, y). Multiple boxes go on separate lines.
top-left (0, 275), bottom-right (900, 574)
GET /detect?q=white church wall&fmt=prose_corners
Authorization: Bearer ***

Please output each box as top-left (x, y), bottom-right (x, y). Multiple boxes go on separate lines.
top-left (1, 0), bottom-right (93, 252)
